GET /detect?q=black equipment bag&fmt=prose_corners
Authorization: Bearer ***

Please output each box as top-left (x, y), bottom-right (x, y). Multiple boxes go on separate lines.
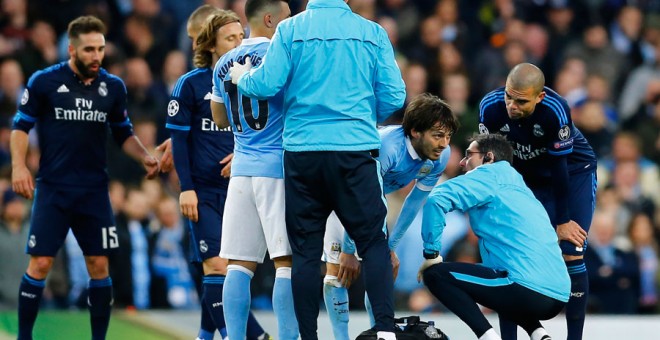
top-left (354, 316), bottom-right (449, 340)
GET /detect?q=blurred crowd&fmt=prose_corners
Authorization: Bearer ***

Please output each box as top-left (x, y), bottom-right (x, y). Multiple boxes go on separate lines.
top-left (0, 0), bottom-right (659, 316)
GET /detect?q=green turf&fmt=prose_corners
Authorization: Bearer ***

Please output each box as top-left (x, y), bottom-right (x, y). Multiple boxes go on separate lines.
top-left (0, 311), bottom-right (179, 340)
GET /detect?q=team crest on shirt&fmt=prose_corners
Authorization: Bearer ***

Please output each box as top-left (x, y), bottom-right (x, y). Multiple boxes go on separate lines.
top-left (330, 242), bottom-right (341, 253)
top-left (418, 164), bottom-right (432, 177)
top-left (98, 82), bottom-right (108, 97)
top-left (28, 235), bottom-right (36, 248)
top-left (21, 89), bottom-right (29, 105)
top-left (168, 100), bottom-right (179, 116)
top-left (533, 124), bottom-right (544, 137)
top-left (199, 240), bottom-right (208, 253)
top-left (478, 123), bottom-right (489, 134)
top-left (558, 125), bottom-right (570, 140)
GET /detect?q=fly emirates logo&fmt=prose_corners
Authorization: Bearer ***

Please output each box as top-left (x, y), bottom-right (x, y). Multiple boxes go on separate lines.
top-left (55, 98), bottom-right (107, 123)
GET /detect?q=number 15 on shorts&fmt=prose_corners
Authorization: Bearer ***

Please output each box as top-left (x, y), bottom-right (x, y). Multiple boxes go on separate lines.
top-left (102, 226), bottom-right (119, 249)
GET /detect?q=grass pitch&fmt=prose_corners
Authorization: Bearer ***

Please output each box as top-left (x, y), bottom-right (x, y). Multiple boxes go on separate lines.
top-left (0, 310), bottom-right (183, 340)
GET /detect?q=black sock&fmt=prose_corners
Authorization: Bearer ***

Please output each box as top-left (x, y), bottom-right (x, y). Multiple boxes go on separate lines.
top-left (18, 273), bottom-right (45, 340)
top-left (88, 277), bottom-right (113, 340)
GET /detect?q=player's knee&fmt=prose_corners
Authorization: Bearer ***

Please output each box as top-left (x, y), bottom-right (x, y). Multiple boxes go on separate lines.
top-left (203, 257), bottom-right (228, 275)
top-left (28, 256), bottom-right (54, 278)
top-left (85, 256), bottom-right (109, 279)
top-left (273, 255), bottom-right (293, 268)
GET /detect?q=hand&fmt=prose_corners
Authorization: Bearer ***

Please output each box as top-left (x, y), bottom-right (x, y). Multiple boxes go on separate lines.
top-left (391, 250), bottom-right (400, 281)
top-left (556, 220), bottom-right (587, 248)
top-left (143, 154), bottom-right (160, 179)
top-left (337, 252), bottom-right (360, 288)
top-left (155, 138), bottom-right (173, 173)
top-left (417, 256), bottom-right (443, 283)
top-left (219, 153), bottom-right (233, 178)
top-left (229, 57), bottom-right (252, 85)
top-left (11, 165), bottom-right (34, 199)
top-left (179, 190), bottom-right (199, 222)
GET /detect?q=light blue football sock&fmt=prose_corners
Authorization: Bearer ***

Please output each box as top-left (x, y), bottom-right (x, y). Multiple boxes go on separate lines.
top-left (323, 275), bottom-right (350, 340)
top-left (223, 265), bottom-right (253, 340)
top-left (273, 267), bottom-right (299, 340)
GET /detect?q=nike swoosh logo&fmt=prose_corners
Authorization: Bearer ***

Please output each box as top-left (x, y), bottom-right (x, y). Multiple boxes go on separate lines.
top-left (334, 301), bottom-right (348, 306)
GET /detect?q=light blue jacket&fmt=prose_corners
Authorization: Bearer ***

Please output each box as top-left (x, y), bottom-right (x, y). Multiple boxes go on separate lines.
top-left (422, 161), bottom-right (571, 302)
top-left (237, 0), bottom-right (406, 151)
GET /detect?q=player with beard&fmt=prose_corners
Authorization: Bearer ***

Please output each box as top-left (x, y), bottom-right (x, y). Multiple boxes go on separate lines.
top-left (11, 16), bottom-right (159, 340)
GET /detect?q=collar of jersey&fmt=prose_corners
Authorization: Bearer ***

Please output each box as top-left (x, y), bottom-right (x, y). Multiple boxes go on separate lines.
top-left (307, 0), bottom-right (351, 11)
top-left (405, 136), bottom-right (421, 160)
top-left (241, 37), bottom-right (271, 46)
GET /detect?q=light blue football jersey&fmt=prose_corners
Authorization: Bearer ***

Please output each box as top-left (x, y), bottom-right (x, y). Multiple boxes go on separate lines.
top-left (211, 37), bottom-right (284, 178)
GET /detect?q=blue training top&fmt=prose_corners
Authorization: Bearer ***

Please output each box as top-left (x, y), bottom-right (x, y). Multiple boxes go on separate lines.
top-left (422, 161), bottom-right (571, 302)
top-left (236, 0), bottom-right (406, 152)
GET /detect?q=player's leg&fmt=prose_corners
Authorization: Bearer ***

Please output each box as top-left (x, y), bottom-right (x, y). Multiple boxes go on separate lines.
top-left (188, 230), bottom-right (217, 339)
top-left (221, 177), bottom-right (268, 340)
top-left (74, 188), bottom-right (119, 340)
top-left (332, 151), bottom-right (394, 334)
top-left (422, 262), bottom-right (565, 340)
top-left (322, 212), bottom-right (350, 340)
top-left (19, 184), bottom-right (71, 340)
top-left (256, 176), bottom-right (298, 339)
top-left (561, 170), bottom-right (596, 340)
top-left (284, 151), bottom-right (334, 340)
top-left (192, 190), bottom-right (230, 339)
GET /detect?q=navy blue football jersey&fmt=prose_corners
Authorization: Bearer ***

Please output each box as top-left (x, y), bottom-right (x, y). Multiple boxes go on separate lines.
top-left (479, 86), bottom-right (596, 181)
top-left (12, 62), bottom-right (134, 189)
top-left (166, 68), bottom-right (233, 191)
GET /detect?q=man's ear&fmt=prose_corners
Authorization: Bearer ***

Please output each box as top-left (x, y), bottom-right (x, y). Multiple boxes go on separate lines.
top-left (483, 152), bottom-right (494, 163)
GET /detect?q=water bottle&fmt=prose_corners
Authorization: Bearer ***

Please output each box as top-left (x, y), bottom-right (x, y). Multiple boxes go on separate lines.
top-left (424, 321), bottom-right (442, 339)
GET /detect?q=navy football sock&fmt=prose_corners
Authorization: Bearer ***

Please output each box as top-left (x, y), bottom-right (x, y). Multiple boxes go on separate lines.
top-left (88, 277), bottom-right (113, 340)
top-left (565, 259), bottom-right (588, 340)
top-left (199, 300), bottom-right (217, 339)
top-left (203, 275), bottom-right (227, 334)
top-left (18, 273), bottom-right (45, 340)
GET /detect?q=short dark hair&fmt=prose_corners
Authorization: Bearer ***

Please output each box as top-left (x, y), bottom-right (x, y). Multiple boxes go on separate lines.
top-left (68, 16), bottom-right (106, 41)
top-left (402, 93), bottom-right (459, 137)
top-left (246, 0), bottom-right (289, 21)
top-left (470, 134), bottom-right (513, 164)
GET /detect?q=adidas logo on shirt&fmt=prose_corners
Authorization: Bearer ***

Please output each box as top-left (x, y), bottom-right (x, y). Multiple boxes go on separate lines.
top-left (500, 124), bottom-right (510, 132)
top-left (57, 84), bottom-right (69, 93)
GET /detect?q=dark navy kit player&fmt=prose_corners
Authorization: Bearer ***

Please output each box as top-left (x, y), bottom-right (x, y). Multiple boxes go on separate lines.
top-left (11, 16), bottom-right (159, 340)
top-left (479, 63), bottom-right (597, 340)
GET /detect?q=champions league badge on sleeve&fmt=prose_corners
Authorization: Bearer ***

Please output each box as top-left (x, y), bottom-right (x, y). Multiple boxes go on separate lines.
top-left (478, 123), bottom-right (489, 134)
top-left (558, 125), bottom-right (571, 140)
top-left (168, 100), bottom-right (179, 117)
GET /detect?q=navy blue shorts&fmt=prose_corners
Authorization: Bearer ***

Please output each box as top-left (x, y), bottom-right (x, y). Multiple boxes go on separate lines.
top-left (188, 190), bottom-right (226, 263)
top-left (27, 182), bottom-right (115, 256)
top-left (531, 170), bottom-right (597, 256)
top-left (283, 150), bottom-right (388, 258)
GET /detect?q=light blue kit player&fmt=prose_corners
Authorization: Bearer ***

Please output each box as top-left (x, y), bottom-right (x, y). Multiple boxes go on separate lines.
top-left (322, 94), bottom-right (459, 340)
top-left (210, 1), bottom-right (298, 340)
